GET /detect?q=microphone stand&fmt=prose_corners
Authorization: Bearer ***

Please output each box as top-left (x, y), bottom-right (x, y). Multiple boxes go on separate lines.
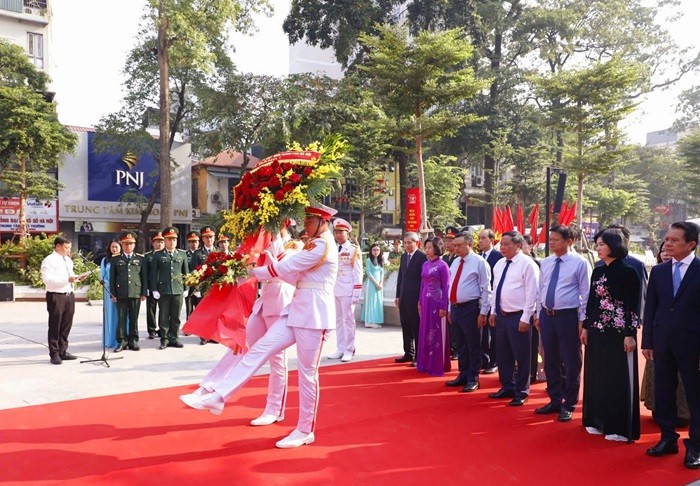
top-left (76, 251), bottom-right (123, 368)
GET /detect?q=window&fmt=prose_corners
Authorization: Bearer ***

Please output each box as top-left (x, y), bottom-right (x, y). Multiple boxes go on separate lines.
top-left (27, 32), bottom-right (43, 69)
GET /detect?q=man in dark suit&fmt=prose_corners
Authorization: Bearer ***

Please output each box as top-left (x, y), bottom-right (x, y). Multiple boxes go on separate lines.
top-left (478, 229), bottom-right (503, 374)
top-left (110, 232), bottom-right (147, 352)
top-left (394, 232), bottom-right (427, 365)
top-left (150, 227), bottom-right (189, 349)
top-left (144, 232), bottom-right (164, 339)
top-left (643, 221), bottom-right (700, 469)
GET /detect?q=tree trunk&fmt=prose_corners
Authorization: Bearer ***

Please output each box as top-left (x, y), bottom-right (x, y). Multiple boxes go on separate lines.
top-left (17, 155), bottom-right (28, 240)
top-left (157, 0), bottom-right (172, 228)
top-left (484, 32), bottom-right (502, 230)
top-left (396, 149), bottom-right (408, 227)
top-left (415, 103), bottom-right (430, 236)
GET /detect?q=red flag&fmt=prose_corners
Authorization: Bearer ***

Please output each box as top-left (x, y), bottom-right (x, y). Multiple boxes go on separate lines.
top-left (516, 204), bottom-right (525, 234)
top-left (492, 206), bottom-right (501, 234)
top-left (503, 205), bottom-right (515, 232)
top-left (564, 202), bottom-right (577, 225)
top-left (557, 201), bottom-right (569, 224)
top-left (537, 220), bottom-right (548, 244)
top-left (528, 203), bottom-right (539, 241)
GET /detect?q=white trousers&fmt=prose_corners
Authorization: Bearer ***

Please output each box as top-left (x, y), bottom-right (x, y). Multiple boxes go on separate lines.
top-left (213, 318), bottom-right (327, 434)
top-left (201, 313), bottom-right (288, 417)
top-left (334, 295), bottom-right (356, 354)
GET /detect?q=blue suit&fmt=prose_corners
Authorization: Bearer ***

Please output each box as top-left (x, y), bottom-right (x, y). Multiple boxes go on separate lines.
top-left (643, 257), bottom-right (700, 452)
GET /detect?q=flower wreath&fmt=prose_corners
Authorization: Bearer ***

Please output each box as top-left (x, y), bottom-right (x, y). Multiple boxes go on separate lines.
top-left (183, 251), bottom-right (250, 295)
top-left (220, 135), bottom-right (346, 242)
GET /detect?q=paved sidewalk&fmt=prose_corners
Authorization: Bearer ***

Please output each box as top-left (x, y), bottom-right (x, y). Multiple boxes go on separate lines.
top-left (0, 300), bottom-right (402, 410)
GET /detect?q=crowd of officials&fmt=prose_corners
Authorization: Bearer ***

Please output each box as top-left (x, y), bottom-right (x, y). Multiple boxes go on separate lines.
top-left (393, 222), bottom-right (700, 470)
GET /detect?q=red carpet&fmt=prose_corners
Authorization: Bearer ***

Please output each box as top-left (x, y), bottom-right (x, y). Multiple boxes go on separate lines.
top-left (0, 359), bottom-right (698, 485)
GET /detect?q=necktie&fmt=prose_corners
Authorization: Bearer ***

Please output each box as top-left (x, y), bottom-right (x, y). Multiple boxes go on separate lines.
top-left (481, 252), bottom-right (486, 258)
top-left (545, 257), bottom-right (562, 309)
top-left (407, 252), bottom-right (412, 264)
top-left (338, 245), bottom-right (342, 253)
top-left (495, 260), bottom-right (512, 314)
top-left (673, 261), bottom-right (683, 296)
top-left (450, 258), bottom-right (465, 304)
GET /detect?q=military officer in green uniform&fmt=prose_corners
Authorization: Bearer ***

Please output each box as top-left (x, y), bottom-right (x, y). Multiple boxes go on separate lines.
top-left (190, 226), bottom-right (216, 345)
top-left (185, 230), bottom-right (201, 318)
top-left (144, 232), bottom-right (165, 339)
top-left (150, 227), bottom-right (188, 349)
top-left (110, 231), bottom-right (147, 352)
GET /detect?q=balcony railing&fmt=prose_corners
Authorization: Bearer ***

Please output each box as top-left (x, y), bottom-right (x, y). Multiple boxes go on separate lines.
top-left (25, 0), bottom-right (46, 8)
top-left (0, 0), bottom-right (46, 13)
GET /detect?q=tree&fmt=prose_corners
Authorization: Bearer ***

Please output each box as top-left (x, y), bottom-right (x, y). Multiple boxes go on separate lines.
top-left (359, 25), bottom-right (485, 234)
top-left (678, 129), bottom-right (700, 204)
top-left (0, 41), bottom-right (77, 239)
top-left (423, 155), bottom-right (466, 229)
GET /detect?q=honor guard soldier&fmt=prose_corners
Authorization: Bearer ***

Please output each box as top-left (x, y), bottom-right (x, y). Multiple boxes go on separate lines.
top-left (328, 217), bottom-right (362, 362)
top-left (144, 231), bottom-right (165, 339)
top-left (185, 230), bottom-right (201, 318)
top-left (150, 227), bottom-right (189, 349)
top-left (182, 204), bottom-right (339, 449)
top-left (110, 232), bottom-right (147, 352)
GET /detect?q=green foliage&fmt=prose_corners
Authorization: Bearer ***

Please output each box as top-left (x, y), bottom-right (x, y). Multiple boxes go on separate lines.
top-left (424, 155), bottom-right (466, 229)
top-left (86, 281), bottom-right (103, 301)
top-left (0, 40), bottom-right (49, 90)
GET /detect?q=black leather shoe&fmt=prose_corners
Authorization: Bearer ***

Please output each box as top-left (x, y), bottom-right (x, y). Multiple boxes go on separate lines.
top-left (557, 410), bottom-right (573, 422)
top-left (482, 366), bottom-right (498, 374)
top-left (535, 402), bottom-right (561, 415)
top-left (450, 353), bottom-right (458, 360)
top-left (488, 389), bottom-right (515, 399)
top-left (159, 341), bottom-right (168, 350)
top-left (169, 341), bottom-right (184, 348)
top-left (395, 355), bottom-right (412, 363)
top-left (461, 382), bottom-right (480, 393)
top-left (446, 378), bottom-right (467, 387)
top-left (60, 352), bottom-right (78, 361)
top-left (410, 361), bottom-right (417, 367)
top-left (129, 344), bottom-right (140, 351)
top-left (509, 396), bottom-right (527, 406)
top-left (114, 345), bottom-right (127, 353)
top-left (646, 440), bottom-right (679, 457)
top-left (50, 355), bottom-right (62, 365)
top-left (200, 338), bottom-right (207, 345)
top-left (685, 449), bottom-right (700, 469)
top-left (148, 332), bottom-right (156, 340)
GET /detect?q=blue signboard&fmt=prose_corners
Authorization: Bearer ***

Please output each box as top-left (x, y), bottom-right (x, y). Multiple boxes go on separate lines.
top-left (87, 132), bottom-right (159, 202)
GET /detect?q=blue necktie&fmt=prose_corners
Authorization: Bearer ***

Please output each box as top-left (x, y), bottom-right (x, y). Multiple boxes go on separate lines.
top-left (673, 261), bottom-right (683, 296)
top-left (545, 257), bottom-right (562, 309)
top-left (495, 260), bottom-right (512, 314)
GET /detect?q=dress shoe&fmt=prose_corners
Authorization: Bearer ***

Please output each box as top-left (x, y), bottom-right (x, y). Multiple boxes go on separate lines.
top-left (534, 402), bottom-right (561, 415)
top-left (450, 353), bottom-right (458, 360)
top-left (128, 344), bottom-right (140, 351)
top-left (646, 440), bottom-right (679, 457)
top-left (200, 338), bottom-right (207, 345)
top-left (557, 410), bottom-right (573, 422)
top-left (509, 396), bottom-right (528, 406)
top-left (327, 350), bottom-right (344, 359)
top-left (159, 341), bottom-right (168, 350)
top-left (341, 351), bottom-right (354, 362)
top-left (482, 366), bottom-right (498, 374)
top-left (410, 361), bottom-right (417, 367)
top-left (60, 352), bottom-right (78, 361)
top-left (394, 355), bottom-right (412, 363)
top-left (488, 389), bottom-right (515, 399)
top-left (114, 344), bottom-right (127, 353)
top-left (250, 413), bottom-right (285, 426)
top-left (275, 429), bottom-right (315, 449)
top-left (461, 382), bottom-right (480, 393)
top-left (685, 449), bottom-right (700, 469)
top-left (147, 332), bottom-right (156, 340)
top-left (50, 355), bottom-right (62, 365)
top-left (180, 392), bottom-right (225, 415)
top-left (169, 341), bottom-right (184, 348)
top-left (445, 378), bottom-right (467, 387)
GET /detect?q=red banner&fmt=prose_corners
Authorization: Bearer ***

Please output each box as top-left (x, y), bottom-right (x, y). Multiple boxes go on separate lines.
top-left (405, 188), bottom-right (421, 233)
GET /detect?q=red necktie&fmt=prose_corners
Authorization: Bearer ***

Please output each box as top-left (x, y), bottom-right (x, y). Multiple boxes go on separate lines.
top-left (450, 258), bottom-right (464, 304)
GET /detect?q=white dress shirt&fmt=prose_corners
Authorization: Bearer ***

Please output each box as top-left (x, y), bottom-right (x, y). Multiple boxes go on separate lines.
top-left (671, 252), bottom-right (695, 281)
top-left (489, 251), bottom-right (540, 322)
top-left (40, 250), bottom-right (75, 293)
top-left (449, 252), bottom-right (492, 315)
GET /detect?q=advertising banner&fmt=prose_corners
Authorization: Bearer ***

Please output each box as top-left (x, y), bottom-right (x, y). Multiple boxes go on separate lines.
top-left (405, 187), bottom-right (421, 233)
top-left (0, 198), bottom-right (59, 233)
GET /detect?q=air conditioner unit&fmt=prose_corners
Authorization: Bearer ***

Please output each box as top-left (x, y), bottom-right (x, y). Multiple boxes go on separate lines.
top-left (474, 175), bottom-right (484, 187)
top-left (24, 7), bottom-right (43, 16)
top-left (211, 192), bottom-right (222, 204)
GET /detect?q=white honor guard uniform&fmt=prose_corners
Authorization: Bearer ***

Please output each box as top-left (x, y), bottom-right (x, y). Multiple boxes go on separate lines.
top-left (330, 218), bottom-right (363, 361)
top-left (186, 204), bottom-right (338, 448)
top-left (190, 235), bottom-right (302, 425)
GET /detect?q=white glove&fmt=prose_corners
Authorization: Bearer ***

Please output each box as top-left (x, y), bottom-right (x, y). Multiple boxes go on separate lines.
top-left (184, 288), bottom-right (190, 298)
top-left (351, 293), bottom-right (360, 305)
top-left (194, 291), bottom-right (201, 298)
top-left (152, 291), bottom-right (161, 300)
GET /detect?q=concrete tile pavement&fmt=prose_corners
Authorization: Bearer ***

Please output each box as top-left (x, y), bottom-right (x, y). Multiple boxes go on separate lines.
top-left (0, 300), bottom-right (403, 411)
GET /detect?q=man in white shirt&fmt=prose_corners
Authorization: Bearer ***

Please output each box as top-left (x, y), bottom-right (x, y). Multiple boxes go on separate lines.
top-left (40, 236), bottom-right (86, 365)
top-left (488, 231), bottom-right (540, 406)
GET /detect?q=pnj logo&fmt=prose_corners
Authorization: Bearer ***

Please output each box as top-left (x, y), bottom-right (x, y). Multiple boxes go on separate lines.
top-left (115, 152), bottom-right (144, 189)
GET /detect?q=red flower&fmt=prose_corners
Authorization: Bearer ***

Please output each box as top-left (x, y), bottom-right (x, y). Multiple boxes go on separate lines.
top-left (269, 176), bottom-right (281, 188)
top-left (275, 190), bottom-right (285, 201)
top-left (282, 163), bottom-right (292, 171)
top-left (251, 203), bottom-right (259, 211)
top-left (217, 264), bottom-right (229, 274)
top-left (233, 252), bottom-right (243, 261)
top-left (289, 172), bottom-right (301, 183)
top-left (282, 183), bottom-right (295, 193)
top-left (204, 266), bottom-right (215, 277)
top-left (303, 167), bottom-right (313, 177)
top-left (195, 265), bottom-right (202, 271)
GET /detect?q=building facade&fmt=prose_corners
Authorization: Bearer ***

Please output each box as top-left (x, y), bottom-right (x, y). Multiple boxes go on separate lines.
top-left (0, 0), bottom-right (50, 73)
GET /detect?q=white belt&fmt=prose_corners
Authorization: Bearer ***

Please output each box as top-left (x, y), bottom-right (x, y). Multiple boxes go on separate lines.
top-left (263, 278), bottom-right (284, 284)
top-left (296, 281), bottom-right (329, 290)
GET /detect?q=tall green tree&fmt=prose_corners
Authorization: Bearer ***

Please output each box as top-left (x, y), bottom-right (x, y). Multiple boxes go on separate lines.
top-left (0, 41), bottom-right (77, 239)
top-left (359, 25), bottom-right (485, 233)
top-left (423, 155), bottom-right (467, 229)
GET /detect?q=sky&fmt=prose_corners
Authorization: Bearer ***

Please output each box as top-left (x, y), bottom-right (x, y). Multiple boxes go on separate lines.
top-left (49, 0), bottom-right (699, 146)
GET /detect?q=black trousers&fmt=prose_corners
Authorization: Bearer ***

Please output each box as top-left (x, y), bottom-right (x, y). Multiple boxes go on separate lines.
top-left (46, 291), bottom-right (75, 358)
top-left (539, 309), bottom-right (582, 411)
top-left (481, 316), bottom-right (498, 369)
top-left (399, 299), bottom-right (420, 359)
top-left (451, 301), bottom-right (482, 384)
top-left (185, 292), bottom-right (201, 318)
top-left (116, 297), bottom-right (141, 345)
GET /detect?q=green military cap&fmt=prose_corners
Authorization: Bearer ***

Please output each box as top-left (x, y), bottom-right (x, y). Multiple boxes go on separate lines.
top-left (186, 230), bottom-right (200, 242)
top-left (217, 232), bottom-right (230, 243)
top-left (444, 226), bottom-right (459, 239)
top-left (119, 231), bottom-right (137, 244)
top-left (151, 231), bottom-right (164, 241)
top-left (162, 227), bottom-right (179, 239)
top-left (200, 226), bottom-right (216, 237)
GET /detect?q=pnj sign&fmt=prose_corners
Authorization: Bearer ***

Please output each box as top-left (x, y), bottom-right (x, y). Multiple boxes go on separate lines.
top-left (87, 132), bottom-right (158, 202)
